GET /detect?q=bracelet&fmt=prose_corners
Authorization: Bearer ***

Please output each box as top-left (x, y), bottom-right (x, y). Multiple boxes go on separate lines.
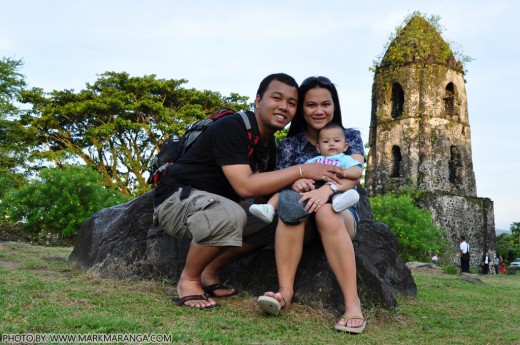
top-left (298, 165), bottom-right (303, 177)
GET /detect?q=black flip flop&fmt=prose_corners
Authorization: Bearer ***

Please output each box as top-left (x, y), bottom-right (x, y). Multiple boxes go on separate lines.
top-left (172, 293), bottom-right (219, 310)
top-left (202, 283), bottom-right (239, 298)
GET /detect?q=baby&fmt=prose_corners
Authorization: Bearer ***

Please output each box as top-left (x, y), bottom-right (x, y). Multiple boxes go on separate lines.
top-left (250, 123), bottom-right (362, 223)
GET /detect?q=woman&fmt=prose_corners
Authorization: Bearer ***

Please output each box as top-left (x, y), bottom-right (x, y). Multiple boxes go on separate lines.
top-left (257, 76), bottom-right (366, 333)
top-left (500, 257), bottom-right (506, 274)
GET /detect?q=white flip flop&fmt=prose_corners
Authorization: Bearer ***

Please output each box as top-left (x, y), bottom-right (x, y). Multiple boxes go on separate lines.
top-left (334, 316), bottom-right (366, 334)
top-left (257, 295), bottom-right (283, 316)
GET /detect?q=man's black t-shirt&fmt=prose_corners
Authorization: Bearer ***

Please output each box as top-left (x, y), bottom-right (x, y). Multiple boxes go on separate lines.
top-left (154, 112), bottom-right (275, 206)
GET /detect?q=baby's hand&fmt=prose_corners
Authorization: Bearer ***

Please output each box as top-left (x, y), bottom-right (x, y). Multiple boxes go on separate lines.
top-left (292, 178), bottom-right (315, 192)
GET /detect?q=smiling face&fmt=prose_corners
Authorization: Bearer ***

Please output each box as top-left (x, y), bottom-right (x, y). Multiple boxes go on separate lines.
top-left (316, 126), bottom-right (348, 156)
top-left (255, 80), bottom-right (298, 135)
top-left (302, 87), bottom-right (335, 134)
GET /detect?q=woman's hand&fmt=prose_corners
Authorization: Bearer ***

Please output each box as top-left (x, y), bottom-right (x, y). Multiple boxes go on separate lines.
top-left (300, 163), bottom-right (345, 184)
top-left (298, 186), bottom-right (332, 213)
top-left (292, 178), bottom-right (315, 192)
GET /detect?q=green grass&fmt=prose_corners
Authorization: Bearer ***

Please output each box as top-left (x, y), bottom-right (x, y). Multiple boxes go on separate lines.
top-left (1, 242), bottom-right (519, 345)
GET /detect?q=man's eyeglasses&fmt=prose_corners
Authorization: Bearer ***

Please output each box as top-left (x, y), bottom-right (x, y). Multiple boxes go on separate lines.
top-left (301, 76), bottom-right (333, 87)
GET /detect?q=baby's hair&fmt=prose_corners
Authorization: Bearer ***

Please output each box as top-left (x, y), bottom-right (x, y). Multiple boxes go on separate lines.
top-left (317, 123), bottom-right (346, 141)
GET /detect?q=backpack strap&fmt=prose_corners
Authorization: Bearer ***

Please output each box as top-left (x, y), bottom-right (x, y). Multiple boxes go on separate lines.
top-left (239, 111), bottom-right (260, 157)
top-left (239, 111), bottom-right (251, 129)
top-left (157, 110), bottom-right (260, 188)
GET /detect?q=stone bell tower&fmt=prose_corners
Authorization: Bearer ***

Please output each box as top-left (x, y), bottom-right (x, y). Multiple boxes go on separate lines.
top-left (364, 15), bottom-right (495, 266)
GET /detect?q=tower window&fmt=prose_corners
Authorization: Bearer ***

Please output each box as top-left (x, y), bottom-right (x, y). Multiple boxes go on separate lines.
top-left (391, 145), bottom-right (402, 177)
top-left (391, 83), bottom-right (404, 118)
top-left (444, 82), bottom-right (455, 117)
top-left (449, 145), bottom-right (462, 187)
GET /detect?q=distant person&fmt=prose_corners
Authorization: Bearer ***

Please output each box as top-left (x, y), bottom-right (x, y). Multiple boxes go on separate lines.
top-left (459, 235), bottom-right (470, 273)
top-left (493, 256), bottom-right (500, 274)
top-left (481, 251), bottom-right (490, 274)
top-left (500, 257), bottom-right (506, 274)
top-left (249, 123), bottom-right (362, 223)
top-left (431, 253), bottom-right (439, 263)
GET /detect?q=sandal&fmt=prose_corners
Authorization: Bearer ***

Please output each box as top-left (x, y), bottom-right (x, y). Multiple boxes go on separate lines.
top-left (172, 293), bottom-right (219, 310)
top-left (257, 295), bottom-right (287, 316)
top-left (202, 283), bottom-right (238, 298)
top-left (334, 315), bottom-right (366, 334)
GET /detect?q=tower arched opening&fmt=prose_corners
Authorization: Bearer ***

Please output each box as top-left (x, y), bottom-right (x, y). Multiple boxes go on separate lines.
top-left (449, 145), bottom-right (463, 187)
top-left (391, 145), bottom-right (402, 178)
top-left (391, 83), bottom-right (404, 118)
top-left (444, 82), bottom-right (456, 118)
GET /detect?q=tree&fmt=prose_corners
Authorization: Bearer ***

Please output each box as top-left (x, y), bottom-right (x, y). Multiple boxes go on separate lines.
top-left (511, 222), bottom-right (520, 241)
top-left (0, 165), bottom-right (131, 238)
top-left (370, 190), bottom-right (448, 262)
top-left (0, 57), bottom-right (25, 117)
top-left (497, 222), bottom-right (520, 262)
top-left (0, 57), bottom-right (30, 183)
top-left (19, 72), bottom-right (250, 195)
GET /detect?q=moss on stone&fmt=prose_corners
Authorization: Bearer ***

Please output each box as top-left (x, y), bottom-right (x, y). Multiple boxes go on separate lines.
top-left (380, 16), bottom-right (463, 72)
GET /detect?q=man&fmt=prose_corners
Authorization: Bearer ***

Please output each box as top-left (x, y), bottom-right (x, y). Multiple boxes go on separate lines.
top-left (153, 73), bottom-right (347, 309)
top-left (459, 235), bottom-right (470, 273)
top-left (493, 256), bottom-right (500, 275)
top-left (481, 251), bottom-right (490, 274)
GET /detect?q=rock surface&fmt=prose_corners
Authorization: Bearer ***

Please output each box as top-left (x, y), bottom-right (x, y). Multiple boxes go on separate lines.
top-left (69, 186), bottom-right (417, 314)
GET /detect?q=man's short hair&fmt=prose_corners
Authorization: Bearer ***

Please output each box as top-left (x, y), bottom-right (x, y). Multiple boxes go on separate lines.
top-left (256, 73), bottom-right (298, 99)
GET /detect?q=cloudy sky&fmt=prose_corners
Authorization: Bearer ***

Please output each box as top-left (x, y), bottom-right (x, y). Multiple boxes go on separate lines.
top-left (1, 0), bottom-right (518, 230)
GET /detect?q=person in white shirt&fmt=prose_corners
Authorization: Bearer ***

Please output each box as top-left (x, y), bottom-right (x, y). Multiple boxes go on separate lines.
top-left (459, 235), bottom-right (470, 273)
top-left (494, 256), bottom-right (500, 274)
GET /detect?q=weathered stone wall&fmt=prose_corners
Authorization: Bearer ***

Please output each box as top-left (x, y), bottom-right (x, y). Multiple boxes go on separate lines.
top-left (365, 15), bottom-right (495, 271)
top-left (365, 64), bottom-right (475, 196)
top-left (417, 192), bottom-right (496, 265)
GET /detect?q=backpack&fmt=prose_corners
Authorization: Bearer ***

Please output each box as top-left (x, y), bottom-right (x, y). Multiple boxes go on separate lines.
top-left (147, 108), bottom-right (259, 185)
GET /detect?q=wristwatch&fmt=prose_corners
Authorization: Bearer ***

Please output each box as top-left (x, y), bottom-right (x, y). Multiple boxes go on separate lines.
top-left (326, 182), bottom-right (337, 192)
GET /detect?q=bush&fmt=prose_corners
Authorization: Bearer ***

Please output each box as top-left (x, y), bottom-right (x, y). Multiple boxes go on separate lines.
top-left (0, 165), bottom-right (131, 238)
top-left (370, 191), bottom-right (448, 262)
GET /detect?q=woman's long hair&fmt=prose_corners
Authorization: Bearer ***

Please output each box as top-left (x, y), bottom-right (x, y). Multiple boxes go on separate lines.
top-left (287, 76), bottom-right (344, 137)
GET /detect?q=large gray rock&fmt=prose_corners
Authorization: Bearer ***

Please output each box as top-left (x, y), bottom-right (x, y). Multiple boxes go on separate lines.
top-left (69, 186), bottom-right (416, 313)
